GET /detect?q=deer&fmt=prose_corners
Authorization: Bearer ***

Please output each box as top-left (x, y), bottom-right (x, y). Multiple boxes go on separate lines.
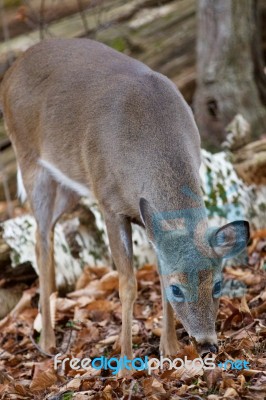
top-left (0, 38), bottom-right (250, 371)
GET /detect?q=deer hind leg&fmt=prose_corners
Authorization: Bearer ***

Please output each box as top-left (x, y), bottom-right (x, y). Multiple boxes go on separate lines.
top-left (21, 165), bottom-right (79, 352)
top-left (104, 213), bottom-right (137, 371)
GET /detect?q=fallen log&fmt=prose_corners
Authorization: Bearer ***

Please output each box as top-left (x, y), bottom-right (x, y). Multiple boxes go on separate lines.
top-left (0, 0), bottom-right (197, 101)
top-left (1, 0), bottom-right (266, 101)
top-left (232, 139), bottom-right (266, 186)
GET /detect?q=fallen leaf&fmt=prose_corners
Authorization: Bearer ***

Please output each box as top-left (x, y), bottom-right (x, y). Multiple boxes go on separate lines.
top-left (204, 368), bottom-right (222, 389)
top-left (102, 384), bottom-right (113, 400)
top-left (151, 379), bottom-right (166, 394)
top-left (223, 387), bottom-right (239, 398)
top-left (99, 271), bottom-right (119, 291)
top-left (86, 299), bottom-right (115, 312)
top-left (99, 335), bottom-right (118, 345)
top-left (66, 377), bottom-right (81, 390)
top-left (56, 297), bottom-right (77, 312)
top-left (75, 266), bottom-right (93, 289)
top-left (30, 362), bottom-right (57, 392)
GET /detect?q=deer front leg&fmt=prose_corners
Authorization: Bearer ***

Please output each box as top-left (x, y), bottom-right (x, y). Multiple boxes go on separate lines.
top-left (159, 276), bottom-right (180, 356)
top-left (105, 214), bottom-right (137, 374)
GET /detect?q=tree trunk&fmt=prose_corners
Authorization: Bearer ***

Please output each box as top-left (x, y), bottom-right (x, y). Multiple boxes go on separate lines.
top-left (194, 0), bottom-right (266, 149)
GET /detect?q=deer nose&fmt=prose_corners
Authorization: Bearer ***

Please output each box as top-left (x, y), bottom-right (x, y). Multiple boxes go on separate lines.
top-left (198, 343), bottom-right (218, 357)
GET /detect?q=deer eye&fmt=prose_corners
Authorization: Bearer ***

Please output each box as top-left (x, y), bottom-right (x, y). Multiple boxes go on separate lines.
top-left (171, 285), bottom-right (185, 302)
top-left (213, 281), bottom-right (222, 298)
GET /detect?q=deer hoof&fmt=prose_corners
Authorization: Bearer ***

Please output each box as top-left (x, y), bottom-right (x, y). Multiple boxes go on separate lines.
top-left (39, 331), bottom-right (56, 354)
top-left (159, 338), bottom-right (180, 357)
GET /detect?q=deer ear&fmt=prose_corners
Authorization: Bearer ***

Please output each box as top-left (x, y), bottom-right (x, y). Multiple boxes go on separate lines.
top-left (210, 220), bottom-right (250, 259)
top-left (139, 198), bottom-right (156, 239)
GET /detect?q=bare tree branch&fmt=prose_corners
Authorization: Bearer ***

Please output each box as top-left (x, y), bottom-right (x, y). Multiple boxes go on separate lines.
top-left (77, 0), bottom-right (90, 36)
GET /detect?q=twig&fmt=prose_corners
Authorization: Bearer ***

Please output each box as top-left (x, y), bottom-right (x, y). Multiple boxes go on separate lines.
top-left (0, 349), bottom-right (6, 358)
top-left (39, 0), bottom-right (46, 39)
top-left (0, 151), bottom-right (13, 217)
top-left (59, 326), bottom-right (74, 355)
top-left (23, 0), bottom-right (50, 37)
top-left (76, 0), bottom-right (90, 36)
top-left (23, 0), bottom-right (42, 30)
top-left (0, 160), bottom-right (14, 218)
top-left (0, 0), bottom-right (15, 80)
top-left (29, 331), bottom-right (54, 358)
top-left (128, 379), bottom-right (136, 400)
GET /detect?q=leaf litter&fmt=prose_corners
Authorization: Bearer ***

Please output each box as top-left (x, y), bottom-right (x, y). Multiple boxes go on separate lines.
top-left (0, 232), bottom-right (265, 399)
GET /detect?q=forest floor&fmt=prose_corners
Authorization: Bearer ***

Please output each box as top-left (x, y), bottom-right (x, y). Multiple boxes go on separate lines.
top-left (0, 217), bottom-right (265, 399)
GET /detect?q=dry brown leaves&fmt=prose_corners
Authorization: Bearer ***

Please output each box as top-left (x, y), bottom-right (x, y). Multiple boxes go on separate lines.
top-left (0, 232), bottom-right (265, 399)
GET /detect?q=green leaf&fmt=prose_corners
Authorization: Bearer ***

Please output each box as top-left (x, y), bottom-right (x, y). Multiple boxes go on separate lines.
top-left (60, 392), bottom-right (74, 400)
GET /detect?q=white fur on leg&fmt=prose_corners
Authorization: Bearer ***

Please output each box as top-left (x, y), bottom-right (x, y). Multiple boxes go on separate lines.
top-left (38, 159), bottom-right (91, 198)
top-left (17, 166), bottom-right (27, 203)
